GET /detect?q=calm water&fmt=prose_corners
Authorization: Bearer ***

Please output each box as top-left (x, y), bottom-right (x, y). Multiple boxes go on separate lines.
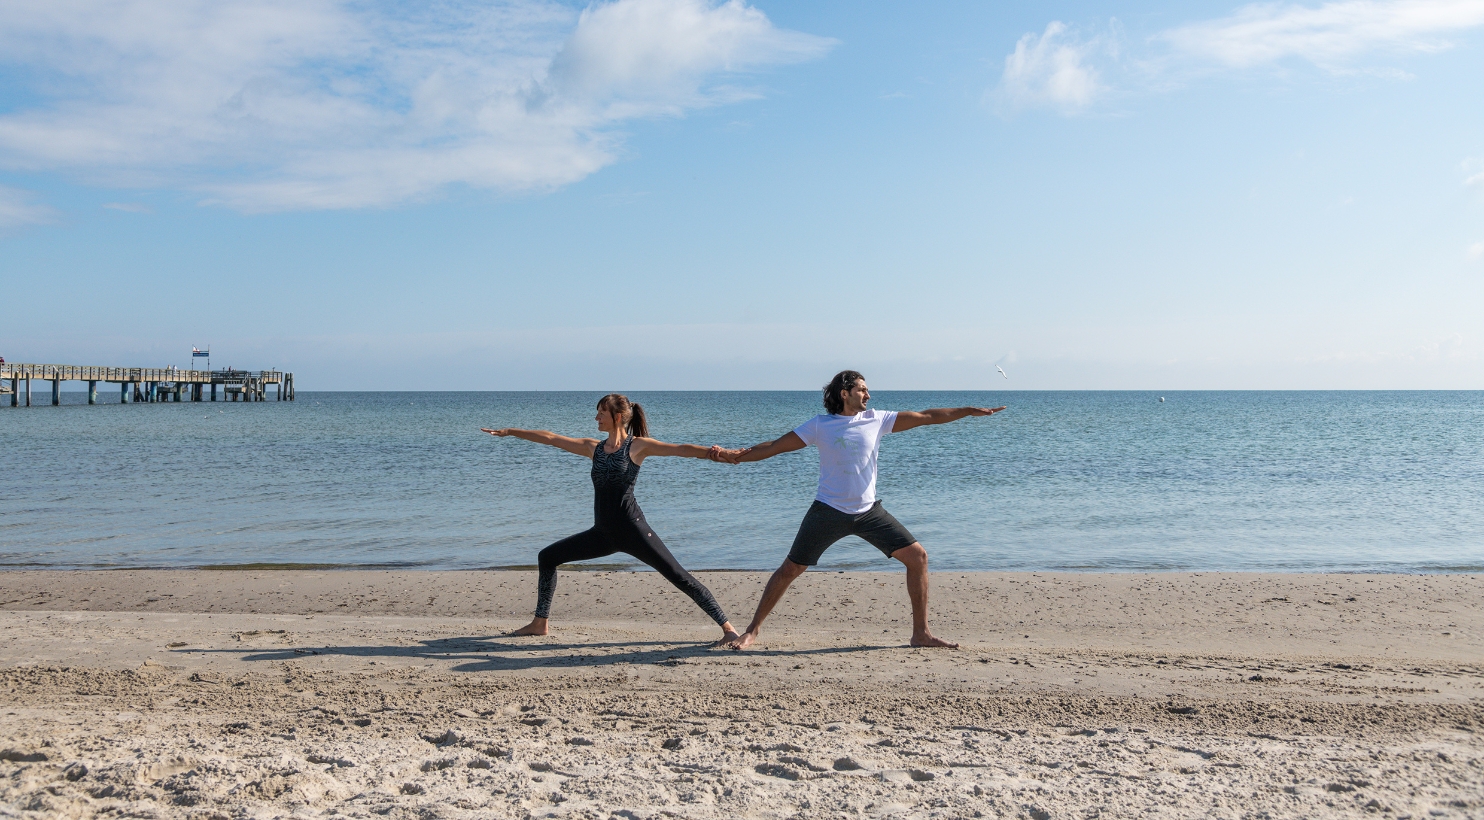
top-left (2, 391), bottom-right (1481, 573)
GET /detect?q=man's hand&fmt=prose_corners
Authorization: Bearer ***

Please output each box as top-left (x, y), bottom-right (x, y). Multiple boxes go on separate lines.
top-left (967, 406), bottom-right (1007, 417)
top-left (712, 447), bottom-right (749, 464)
top-left (705, 445), bottom-right (742, 462)
top-left (480, 428), bottom-right (514, 436)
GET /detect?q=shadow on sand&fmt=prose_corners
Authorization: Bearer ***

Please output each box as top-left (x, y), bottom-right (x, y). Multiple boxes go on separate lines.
top-left (180, 636), bottom-right (899, 672)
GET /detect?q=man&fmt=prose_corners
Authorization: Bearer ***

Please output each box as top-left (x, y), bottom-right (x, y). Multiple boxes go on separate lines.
top-left (720, 370), bottom-right (1005, 650)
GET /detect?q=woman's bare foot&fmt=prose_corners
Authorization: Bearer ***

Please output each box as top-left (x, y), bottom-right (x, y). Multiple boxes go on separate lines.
top-left (510, 617), bottom-right (549, 636)
top-left (726, 630), bottom-right (759, 650)
top-left (910, 632), bottom-right (958, 648)
top-left (711, 622), bottom-right (742, 647)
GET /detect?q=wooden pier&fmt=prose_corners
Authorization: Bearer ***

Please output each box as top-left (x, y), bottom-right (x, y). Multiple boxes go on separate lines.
top-left (0, 363), bottom-right (295, 406)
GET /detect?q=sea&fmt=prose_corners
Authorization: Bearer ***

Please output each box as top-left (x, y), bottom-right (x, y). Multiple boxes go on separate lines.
top-left (2, 391), bottom-right (1481, 573)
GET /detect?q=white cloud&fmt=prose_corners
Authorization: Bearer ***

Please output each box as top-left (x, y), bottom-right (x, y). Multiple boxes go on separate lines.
top-left (1001, 1), bottom-right (1484, 115)
top-left (997, 22), bottom-right (1106, 112)
top-left (0, 186), bottom-right (57, 232)
top-left (1411, 331), bottom-right (1468, 360)
top-left (0, 0), bottom-right (833, 212)
top-left (1469, 241), bottom-right (1484, 260)
top-left (542, 0), bottom-right (829, 112)
top-left (1159, 0), bottom-right (1484, 69)
top-left (1467, 171), bottom-right (1484, 187)
top-left (102, 202), bottom-right (152, 213)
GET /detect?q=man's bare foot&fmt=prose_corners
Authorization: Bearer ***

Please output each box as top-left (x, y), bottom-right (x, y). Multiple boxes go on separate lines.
top-left (726, 631), bottom-right (759, 650)
top-left (910, 633), bottom-right (958, 649)
top-left (510, 618), bottom-right (548, 636)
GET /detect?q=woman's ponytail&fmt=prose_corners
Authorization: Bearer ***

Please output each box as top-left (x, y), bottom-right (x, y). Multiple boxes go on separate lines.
top-left (627, 403), bottom-right (649, 438)
top-left (597, 393), bottom-right (649, 438)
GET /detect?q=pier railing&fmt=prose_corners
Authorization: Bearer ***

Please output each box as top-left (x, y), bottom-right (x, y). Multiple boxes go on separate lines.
top-left (0, 363), bottom-right (288, 384)
top-left (2, 362), bottom-right (294, 405)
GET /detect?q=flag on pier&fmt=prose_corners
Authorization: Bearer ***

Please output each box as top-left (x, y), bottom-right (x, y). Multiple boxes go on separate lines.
top-left (192, 348), bottom-right (209, 357)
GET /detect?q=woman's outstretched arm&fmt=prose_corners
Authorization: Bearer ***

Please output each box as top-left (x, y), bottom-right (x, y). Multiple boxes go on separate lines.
top-left (627, 438), bottom-right (727, 465)
top-left (481, 428), bottom-right (597, 458)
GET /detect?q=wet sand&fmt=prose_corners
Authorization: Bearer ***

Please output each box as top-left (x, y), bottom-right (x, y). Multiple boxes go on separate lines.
top-left (1, 569), bottom-right (1480, 819)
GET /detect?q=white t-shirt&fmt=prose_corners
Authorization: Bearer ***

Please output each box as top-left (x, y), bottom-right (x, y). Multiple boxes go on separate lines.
top-left (792, 409), bottom-right (899, 514)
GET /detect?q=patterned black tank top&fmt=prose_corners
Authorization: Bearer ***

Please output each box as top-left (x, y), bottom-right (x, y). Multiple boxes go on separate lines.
top-left (591, 435), bottom-right (641, 509)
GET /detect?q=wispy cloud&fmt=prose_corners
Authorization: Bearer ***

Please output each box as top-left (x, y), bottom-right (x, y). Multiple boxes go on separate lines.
top-left (0, 185), bottom-right (57, 233)
top-left (1160, 0), bottom-right (1484, 69)
top-left (0, 0), bottom-right (834, 212)
top-left (999, 1), bottom-right (1484, 115)
top-left (996, 22), bottom-right (1109, 112)
top-left (102, 202), bottom-right (152, 214)
top-left (1469, 241), bottom-right (1484, 261)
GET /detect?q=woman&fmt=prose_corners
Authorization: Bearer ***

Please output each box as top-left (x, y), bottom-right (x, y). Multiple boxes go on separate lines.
top-left (481, 393), bottom-right (739, 642)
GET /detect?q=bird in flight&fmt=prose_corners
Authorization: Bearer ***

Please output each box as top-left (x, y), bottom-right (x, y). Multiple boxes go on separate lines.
top-left (993, 351), bottom-right (1012, 380)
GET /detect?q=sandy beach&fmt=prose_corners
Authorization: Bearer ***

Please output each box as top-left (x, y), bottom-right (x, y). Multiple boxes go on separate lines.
top-left (1, 569), bottom-right (1480, 819)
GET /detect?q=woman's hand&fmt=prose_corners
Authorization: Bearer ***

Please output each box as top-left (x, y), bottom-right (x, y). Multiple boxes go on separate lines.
top-left (706, 445), bottom-right (747, 463)
top-left (711, 446), bottom-right (749, 464)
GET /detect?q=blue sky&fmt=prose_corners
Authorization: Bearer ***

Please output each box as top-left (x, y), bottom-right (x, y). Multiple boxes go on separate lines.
top-left (2, 0), bottom-right (1482, 389)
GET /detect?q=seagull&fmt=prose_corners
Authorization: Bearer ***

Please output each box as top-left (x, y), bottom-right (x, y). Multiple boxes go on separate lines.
top-left (996, 366), bottom-right (1008, 379)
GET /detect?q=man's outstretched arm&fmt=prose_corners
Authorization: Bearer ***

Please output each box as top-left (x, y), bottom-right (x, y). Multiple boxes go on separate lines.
top-left (891, 406), bottom-right (1006, 433)
top-left (720, 431), bottom-right (807, 463)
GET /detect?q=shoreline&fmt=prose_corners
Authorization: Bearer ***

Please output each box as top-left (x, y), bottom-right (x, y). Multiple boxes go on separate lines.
top-left (2, 570), bottom-right (1480, 818)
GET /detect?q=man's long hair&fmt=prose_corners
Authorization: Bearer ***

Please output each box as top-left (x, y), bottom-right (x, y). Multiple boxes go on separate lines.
top-left (822, 370), bottom-right (864, 415)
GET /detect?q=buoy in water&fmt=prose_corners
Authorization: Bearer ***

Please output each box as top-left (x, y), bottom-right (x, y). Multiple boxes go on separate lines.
top-left (1159, 397), bottom-right (1165, 402)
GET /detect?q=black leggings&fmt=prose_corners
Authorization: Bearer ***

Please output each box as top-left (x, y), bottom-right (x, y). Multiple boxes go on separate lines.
top-left (534, 520), bottom-right (729, 627)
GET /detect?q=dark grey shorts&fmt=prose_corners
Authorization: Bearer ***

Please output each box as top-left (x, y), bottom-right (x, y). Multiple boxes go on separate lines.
top-left (787, 500), bottom-right (918, 567)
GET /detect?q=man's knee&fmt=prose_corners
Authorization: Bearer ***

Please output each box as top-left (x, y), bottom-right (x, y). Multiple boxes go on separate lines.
top-left (777, 559), bottom-right (809, 580)
top-left (892, 542), bottom-right (927, 567)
